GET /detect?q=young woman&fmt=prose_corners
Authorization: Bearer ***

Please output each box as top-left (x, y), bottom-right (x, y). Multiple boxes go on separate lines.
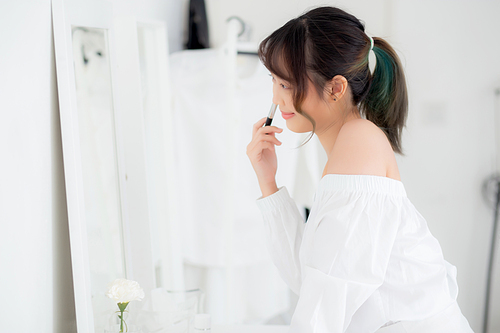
top-left (246, 6), bottom-right (474, 333)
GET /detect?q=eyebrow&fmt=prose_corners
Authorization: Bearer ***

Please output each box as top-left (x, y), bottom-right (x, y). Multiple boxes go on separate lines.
top-left (271, 73), bottom-right (291, 84)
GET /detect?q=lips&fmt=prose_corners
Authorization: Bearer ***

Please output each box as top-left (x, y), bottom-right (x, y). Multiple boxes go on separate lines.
top-left (281, 112), bottom-right (295, 120)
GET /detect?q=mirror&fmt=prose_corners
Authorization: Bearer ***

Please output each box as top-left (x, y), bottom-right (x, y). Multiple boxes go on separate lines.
top-left (71, 25), bottom-right (126, 330)
top-left (54, 0), bottom-right (182, 330)
top-left (53, 0), bottom-right (133, 331)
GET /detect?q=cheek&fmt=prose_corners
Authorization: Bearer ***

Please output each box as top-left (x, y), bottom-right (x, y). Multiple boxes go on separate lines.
top-left (300, 91), bottom-right (329, 124)
top-left (285, 113), bottom-right (314, 133)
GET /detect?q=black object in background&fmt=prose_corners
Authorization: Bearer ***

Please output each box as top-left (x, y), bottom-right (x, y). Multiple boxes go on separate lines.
top-left (186, 0), bottom-right (209, 49)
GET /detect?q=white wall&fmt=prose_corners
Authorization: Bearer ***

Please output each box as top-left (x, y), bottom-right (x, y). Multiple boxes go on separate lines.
top-left (206, 0), bottom-right (391, 48)
top-left (109, 0), bottom-right (188, 53)
top-left (0, 0), bottom-right (186, 331)
top-left (206, 0), bottom-right (500, 331)
top-left (0, 1), bottom-right (75, 331)
top-left (392, 1), bottom-right (500, 331)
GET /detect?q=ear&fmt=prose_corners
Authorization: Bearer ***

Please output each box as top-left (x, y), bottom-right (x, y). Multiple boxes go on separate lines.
top-left (325, 75), bottom-right (348, 101)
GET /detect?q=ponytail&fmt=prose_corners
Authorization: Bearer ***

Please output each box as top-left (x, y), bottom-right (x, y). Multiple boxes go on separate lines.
top-left (361, 37), bottom-right (408, 154)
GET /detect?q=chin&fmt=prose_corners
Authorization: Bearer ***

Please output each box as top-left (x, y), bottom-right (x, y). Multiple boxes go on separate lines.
top-left (285, 119), bottom-right (314, 133)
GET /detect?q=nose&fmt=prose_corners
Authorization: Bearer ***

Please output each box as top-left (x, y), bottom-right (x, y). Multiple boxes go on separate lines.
top-left (271, 82), bottom-right (284, 107)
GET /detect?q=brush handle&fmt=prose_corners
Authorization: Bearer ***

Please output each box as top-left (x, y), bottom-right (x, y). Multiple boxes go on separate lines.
top-left (264, 103), bottom-right (278, 126)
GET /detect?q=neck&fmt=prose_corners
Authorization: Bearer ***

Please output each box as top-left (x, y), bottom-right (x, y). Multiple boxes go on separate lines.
top-left (316, 108), bottom-right (361, 156)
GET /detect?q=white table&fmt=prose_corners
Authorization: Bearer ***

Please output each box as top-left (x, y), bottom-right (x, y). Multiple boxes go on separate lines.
top-left (212, 325), bottom-right (289, 333)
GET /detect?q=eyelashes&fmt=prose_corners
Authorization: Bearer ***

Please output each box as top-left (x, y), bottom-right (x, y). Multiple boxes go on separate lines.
top-left (269, 74), bottom-right (290, 89)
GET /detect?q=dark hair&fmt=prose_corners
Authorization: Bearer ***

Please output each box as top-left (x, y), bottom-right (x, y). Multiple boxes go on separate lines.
top-left (258, 6), bottom-right (408, 154)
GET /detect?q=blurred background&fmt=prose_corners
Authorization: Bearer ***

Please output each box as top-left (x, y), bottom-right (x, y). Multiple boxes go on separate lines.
top-left (1, 0), bottom-right (500, 332)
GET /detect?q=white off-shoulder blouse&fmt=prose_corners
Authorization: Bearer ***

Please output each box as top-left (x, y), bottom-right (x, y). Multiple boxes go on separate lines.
top-left (256, 174), bottom-right (473, 333)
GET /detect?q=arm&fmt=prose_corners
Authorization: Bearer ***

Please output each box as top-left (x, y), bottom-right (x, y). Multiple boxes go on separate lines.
top-left (256, 187), bottom-right (305, 295)
top-left (290, 189), bottom-right (401, 333)
top-left (246, 117), bottom-right (283, 197)
top-left (247, 118), bottom-right (305, 292)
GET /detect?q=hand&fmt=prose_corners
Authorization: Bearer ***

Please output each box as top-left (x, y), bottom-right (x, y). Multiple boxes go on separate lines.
top-left (246, 117), bottom-right (283, 197)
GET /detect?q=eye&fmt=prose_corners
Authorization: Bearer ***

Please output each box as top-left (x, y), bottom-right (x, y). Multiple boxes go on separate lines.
top-left (269, 74), bottom-right (289, 89)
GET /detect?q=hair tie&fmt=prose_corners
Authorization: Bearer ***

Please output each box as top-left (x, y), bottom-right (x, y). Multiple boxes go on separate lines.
top-left (367, 36), bottom-right (376, 74)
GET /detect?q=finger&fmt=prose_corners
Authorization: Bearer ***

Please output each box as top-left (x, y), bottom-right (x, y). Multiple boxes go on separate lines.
top-left (247, 139), bottom-right (278, 158)
top-left (258, 133), bottom-right (282, 146)
top-left (252, 118), bottom-right (268, 137)
top-left (257, 125), bottom-right (283, 137)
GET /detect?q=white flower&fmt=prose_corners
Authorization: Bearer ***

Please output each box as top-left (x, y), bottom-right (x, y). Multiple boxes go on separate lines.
top-left (106, 278), bottom-right (145, 304)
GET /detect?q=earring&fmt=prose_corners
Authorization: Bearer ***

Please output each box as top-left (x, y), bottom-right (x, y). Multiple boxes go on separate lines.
top-left (331, 91), bottom-right (337, 101)
top-left (331, 89), bottom-right (338, 101)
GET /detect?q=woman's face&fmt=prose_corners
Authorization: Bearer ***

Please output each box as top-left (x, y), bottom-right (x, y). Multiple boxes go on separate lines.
top-left (271, 74), bottom-right (334, 134)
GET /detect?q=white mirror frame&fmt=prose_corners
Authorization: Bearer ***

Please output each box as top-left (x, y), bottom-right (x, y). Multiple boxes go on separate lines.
top-left (52, 0), bottom-right (141, 331)
top-left (52, 0), bottom-right (118, 330)
top-left (54, 0), bottom-right (183, 329)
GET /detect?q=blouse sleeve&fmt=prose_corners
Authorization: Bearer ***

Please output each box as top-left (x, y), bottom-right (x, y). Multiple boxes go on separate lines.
top-left (256, 187), bottom-right (305, 295)
top-left (290, 190), bottom-right (402, 332)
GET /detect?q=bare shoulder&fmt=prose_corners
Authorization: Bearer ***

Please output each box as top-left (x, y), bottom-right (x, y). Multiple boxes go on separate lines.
top-left (325, 118), bottom-right (400, 179)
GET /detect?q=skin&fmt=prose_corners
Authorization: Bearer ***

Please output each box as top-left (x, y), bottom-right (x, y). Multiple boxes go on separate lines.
top-left (247, 73), bottom-right (401, 198)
